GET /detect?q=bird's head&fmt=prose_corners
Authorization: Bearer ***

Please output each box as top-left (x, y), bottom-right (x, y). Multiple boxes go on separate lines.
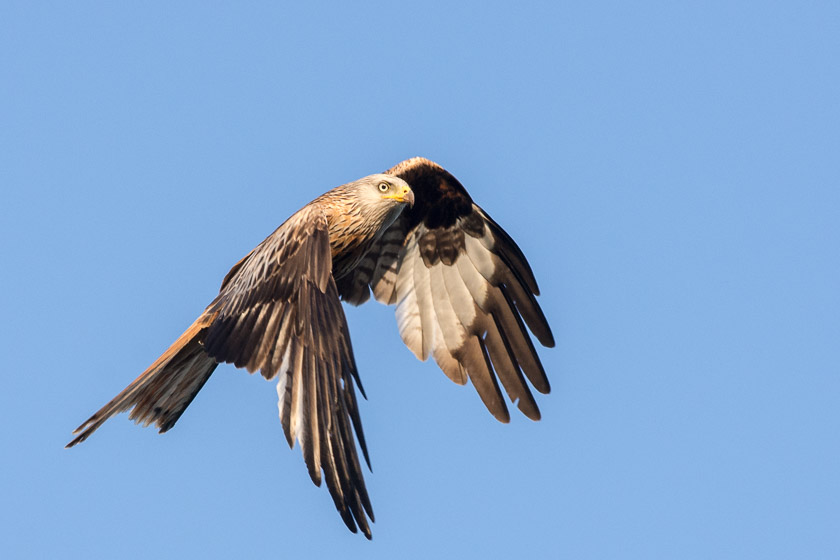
top-left (322, 173), bottom-right (415, 251)
top-left (334, 173), bottom-right (414, 244)
top-left (342, 173), bottom-right (415, 236)
top-left (358, 173), bottom-right (415, 208)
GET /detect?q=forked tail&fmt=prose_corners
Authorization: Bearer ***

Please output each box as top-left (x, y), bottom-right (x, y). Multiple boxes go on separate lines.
top-left (66, 311), bottom-right (219, 448)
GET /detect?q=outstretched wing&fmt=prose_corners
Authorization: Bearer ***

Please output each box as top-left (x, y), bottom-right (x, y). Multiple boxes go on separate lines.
top-left (206, 204), bottom-right (374, 538)
top-left (337, 157), bottom-right (554, 422)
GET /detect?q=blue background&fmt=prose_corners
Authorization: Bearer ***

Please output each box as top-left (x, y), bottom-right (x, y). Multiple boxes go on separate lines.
top-left (2, 2), bottom-right (838, 558)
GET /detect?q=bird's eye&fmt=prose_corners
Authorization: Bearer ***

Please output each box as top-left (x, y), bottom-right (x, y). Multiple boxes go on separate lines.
top-left (378, 182), bottom-right (389, 192)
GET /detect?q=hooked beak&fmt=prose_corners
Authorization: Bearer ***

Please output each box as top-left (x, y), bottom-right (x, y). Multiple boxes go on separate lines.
top-left (385, 185), bottom-right (415, 207)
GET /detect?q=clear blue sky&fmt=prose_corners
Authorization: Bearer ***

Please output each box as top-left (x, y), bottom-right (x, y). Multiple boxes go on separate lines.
top-left (2, 2), bottom-right (838, 558)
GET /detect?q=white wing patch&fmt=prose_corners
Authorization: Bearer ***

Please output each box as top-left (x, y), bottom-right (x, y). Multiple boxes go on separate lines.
top-left (395, 231), bottom-right (464, 382)
top-left (384, 204), bottom-right (551, 420)
top-left (395, 233), bottom-right (424, 360)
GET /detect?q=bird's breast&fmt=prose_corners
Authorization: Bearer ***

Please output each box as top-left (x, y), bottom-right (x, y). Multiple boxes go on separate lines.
top-left (327, 217), bottom-right (379, 280)
top-left (325, 200), bottom-right (405, 281)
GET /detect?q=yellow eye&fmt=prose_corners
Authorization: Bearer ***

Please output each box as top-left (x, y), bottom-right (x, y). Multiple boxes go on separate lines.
top-left (378, 182), bottom-right (389, 192)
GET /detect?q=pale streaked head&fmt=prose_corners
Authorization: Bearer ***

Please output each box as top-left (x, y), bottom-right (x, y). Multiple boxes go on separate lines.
top-left (356, 173), bottom-right (414, 208)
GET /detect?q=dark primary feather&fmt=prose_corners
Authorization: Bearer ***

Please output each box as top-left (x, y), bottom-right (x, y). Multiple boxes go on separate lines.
top-left (338, 157), bottom-right (554, 422)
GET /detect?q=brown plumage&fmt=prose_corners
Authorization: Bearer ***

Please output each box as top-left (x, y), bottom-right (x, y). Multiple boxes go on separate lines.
top-left (67, 158), bottom-right (553, 539)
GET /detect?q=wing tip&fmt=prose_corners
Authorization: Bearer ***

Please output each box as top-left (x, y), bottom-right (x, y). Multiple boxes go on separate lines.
top-left (537, 325), bottom-right (556, 348)
top-left (518, 401), bottom-right (542, 421)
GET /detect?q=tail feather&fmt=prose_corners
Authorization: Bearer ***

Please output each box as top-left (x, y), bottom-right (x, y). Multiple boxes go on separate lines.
top-left (66, 312), bottom-right (219, 448)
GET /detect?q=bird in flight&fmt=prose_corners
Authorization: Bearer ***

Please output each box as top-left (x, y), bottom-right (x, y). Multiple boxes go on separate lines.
top-left (67, 157), bottom-right (554, 538)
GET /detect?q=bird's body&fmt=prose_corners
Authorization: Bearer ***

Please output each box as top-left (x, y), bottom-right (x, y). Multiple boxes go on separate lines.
top-left (68, 158), bottom-right (553, 539)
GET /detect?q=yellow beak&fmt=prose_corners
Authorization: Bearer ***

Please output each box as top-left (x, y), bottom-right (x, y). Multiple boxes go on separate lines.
top-left (384, 185), bottom-right (415, 207)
